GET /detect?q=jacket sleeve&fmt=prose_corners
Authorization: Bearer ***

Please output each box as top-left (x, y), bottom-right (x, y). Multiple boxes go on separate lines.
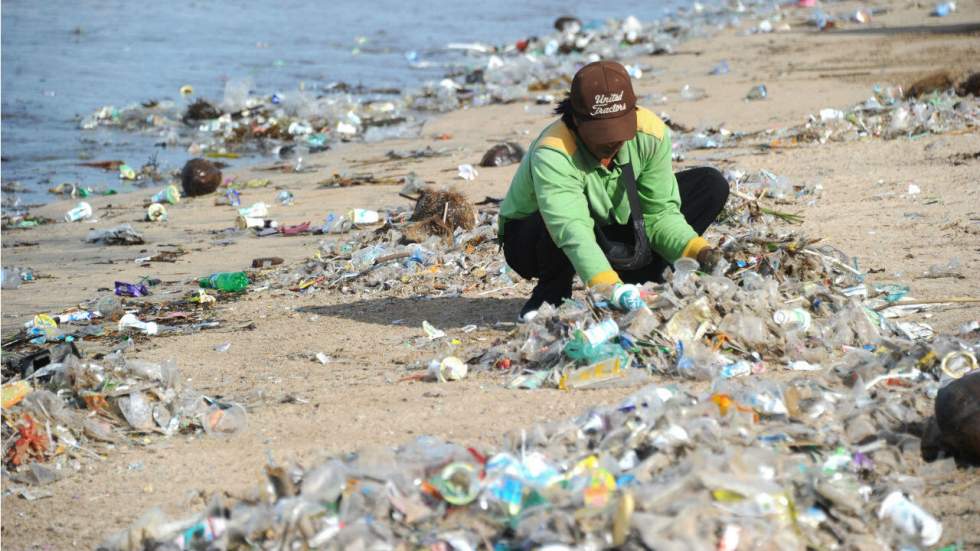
top-left (635, 130), bottom-right (707, 263)
top-left (531, 148), bottom-right (621, 286)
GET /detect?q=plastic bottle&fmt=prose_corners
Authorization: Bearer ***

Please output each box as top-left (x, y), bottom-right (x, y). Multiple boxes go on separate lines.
top-left (560, 353), bottom-right (632, 389)
top-left (564, 319), bottom-right (622, 362)
top-left (146, 203), bottom-right (168, 222)
top-left (64, 201), bottom-right (93, 222)
top-left (1, 268), bottom-right (21, 289)
top-left (432, 462), bottom-right (480, 505)
top-left (405, 244), bottom-right (434, 267)
top-left (428, 356), bottom-right (468, 382)
top-left (350, 245), bottom-right (385, 272)
top-left (173, 517), bottom-right (227, 548)
top-left (198, 272), bottom-right (250, 292)
top-left (932, 1), bottom-right (955, 16)
top-left (680, 84), bottom-right (706, 101)
top-left (877, 491), bottom-right (942, 546)
top-left (773, 308), bottom-right (812, 331)
top-left (277, 190), bottom-right (294, 205)
top-left (324, 213), bottom-right (352, 234)
top-left (581, 319), bottom-right (620, 346)
top-left (56, 311), bottom-right (95, 324)
top-left (150, 185), bottom-right (181, 204)
top-left (238, 202), bottom-right (269, 218)
top-left (236, 216), bottom-right (277, 230)
top-left (118, 313), bottom-right (159, 335)
top-left (96, 295), bottom-right (123, 321)
top-left (745, 84), bottom-right (768, 101)
top-left (347, 209), bottom-right (380, 225)
top-left (612, 284), bottom-right (644, 311)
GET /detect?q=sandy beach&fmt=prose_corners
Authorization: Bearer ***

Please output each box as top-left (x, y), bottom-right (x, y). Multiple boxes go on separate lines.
top-left (2, 0), bottom-right (979, 547)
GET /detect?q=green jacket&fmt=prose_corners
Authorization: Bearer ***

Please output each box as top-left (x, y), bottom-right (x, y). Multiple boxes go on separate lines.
top-left (500, 107), bottom-right (708, 286)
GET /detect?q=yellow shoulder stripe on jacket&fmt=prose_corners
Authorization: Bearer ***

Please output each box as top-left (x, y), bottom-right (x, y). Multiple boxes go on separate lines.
top-left (636, 107), bottom-right (666, 140)
top-left (537, 121), bottom-right (578, 156)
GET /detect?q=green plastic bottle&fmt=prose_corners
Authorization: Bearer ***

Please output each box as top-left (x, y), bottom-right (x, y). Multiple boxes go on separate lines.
top-left (199, 271), bottom-right (250, 292)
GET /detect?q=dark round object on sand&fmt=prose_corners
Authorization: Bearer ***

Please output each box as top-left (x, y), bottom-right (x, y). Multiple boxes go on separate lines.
top-left (554, 16), bottom-right (582, 33)
top-left (957, 72), bottom-right (980, 97)
top-left (921, 370), bottom-right (980, 465)
top-left (181, 158), bottom-right (222, 197)
top-left (479, 142), bottom-right (526, 167)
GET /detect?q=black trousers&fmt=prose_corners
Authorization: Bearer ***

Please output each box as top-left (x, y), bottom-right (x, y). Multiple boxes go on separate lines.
top-left (503, 167), bottom-right (729, 309)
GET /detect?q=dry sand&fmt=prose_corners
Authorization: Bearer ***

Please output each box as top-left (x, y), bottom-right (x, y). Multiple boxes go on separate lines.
top-left (2, 0), bottom-right (979, 547)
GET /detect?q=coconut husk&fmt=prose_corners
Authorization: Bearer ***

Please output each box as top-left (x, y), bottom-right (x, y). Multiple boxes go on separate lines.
top-left (181, 158), bottom-right (222, 197)
top-left (410, 189), bottom-right (476, 231)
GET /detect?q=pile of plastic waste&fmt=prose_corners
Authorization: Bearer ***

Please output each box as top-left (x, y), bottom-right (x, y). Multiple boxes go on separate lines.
top-left (466, 219), bottom-right (945, 390)
top-left (278, 190), bottom-right (520, 299)
top-left (768, 85), bottom-right (979, 146)
top-left (94, 164), bottom-right (980, 548)
top-left (1, 352), bottom-right (247, 495)
top-left (101, 328), bottom-right (976, 549)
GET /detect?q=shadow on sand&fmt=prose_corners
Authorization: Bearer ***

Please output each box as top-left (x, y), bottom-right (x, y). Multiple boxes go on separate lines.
top-left (296, 296), bottom-right (525, 329)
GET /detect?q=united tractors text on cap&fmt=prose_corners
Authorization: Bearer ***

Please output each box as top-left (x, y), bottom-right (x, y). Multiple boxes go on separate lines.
top-left (570, 61), bottom-right (638, 144)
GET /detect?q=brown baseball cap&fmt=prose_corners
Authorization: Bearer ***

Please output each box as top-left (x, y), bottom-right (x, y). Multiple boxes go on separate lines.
top-left (570, 60), bottom-right (637, 144)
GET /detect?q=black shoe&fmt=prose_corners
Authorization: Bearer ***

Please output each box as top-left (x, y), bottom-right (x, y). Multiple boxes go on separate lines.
top-left (519, 278), bottom-right (573, 322)
top-left (519, 295), bottom-right (546, 322)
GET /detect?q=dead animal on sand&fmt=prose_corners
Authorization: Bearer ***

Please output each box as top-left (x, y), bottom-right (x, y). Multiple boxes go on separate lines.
top-left (180, 158), bottom-right (222, 197)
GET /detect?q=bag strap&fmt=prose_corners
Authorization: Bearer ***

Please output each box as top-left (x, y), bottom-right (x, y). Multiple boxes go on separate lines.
top-left (591, 155), bottom-right (653, 269)
top-left (620, 163), bottom-right (645, 232)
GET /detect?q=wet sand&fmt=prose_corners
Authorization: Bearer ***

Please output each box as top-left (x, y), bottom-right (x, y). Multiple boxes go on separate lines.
top-left (2, 0), bottom-right (979, 547)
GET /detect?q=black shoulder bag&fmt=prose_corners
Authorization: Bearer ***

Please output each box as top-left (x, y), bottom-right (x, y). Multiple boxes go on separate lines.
top-left (591, 161), bottom-right (653, 271)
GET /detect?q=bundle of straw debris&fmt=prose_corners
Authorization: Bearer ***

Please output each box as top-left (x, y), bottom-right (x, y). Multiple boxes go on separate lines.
top-left (403, 189), bottom-right (476, 243)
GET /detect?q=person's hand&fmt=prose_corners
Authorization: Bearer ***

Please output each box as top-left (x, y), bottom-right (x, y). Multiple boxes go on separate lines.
top-left (611, 283), bottom-right (644, 311)
top-left (696, 247), bottom-right (723, 273)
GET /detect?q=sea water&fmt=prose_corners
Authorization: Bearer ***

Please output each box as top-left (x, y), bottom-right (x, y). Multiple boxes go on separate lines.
top-left (1, 0), bottom-right (693, 205)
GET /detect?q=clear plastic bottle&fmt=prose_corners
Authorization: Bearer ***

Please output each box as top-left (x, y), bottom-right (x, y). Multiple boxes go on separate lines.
top-left (773, 308), bottom-right (812, 331)
top-left (323, 212), bottom-right (352, 234)
top-left (877, 491), bottom-right (942, 546)
top-left (1, 267), bottom-right (21, 289)
top-left (349, 245), bottom-right (385, 272)
top-left (745, 84), bottom-right (768, 101)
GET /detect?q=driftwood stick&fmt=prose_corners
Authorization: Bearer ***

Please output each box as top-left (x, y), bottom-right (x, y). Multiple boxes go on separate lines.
top-left (875, 297), bottom-right (980, 311)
